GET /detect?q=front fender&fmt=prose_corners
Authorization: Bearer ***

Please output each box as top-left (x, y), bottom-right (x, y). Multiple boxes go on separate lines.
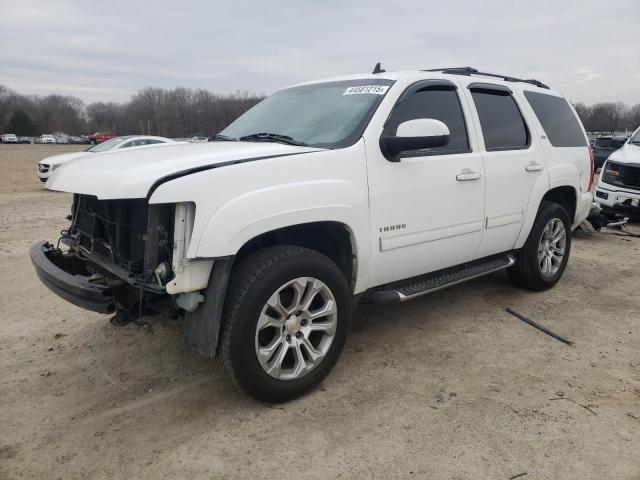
top-left (194, 180), bottom-right (370, 293)
top-left (148, 143), bottom-right (371, 293)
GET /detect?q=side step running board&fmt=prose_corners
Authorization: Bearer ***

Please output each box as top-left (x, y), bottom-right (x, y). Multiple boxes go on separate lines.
top-left (366, 254), bottom-right (516, 304)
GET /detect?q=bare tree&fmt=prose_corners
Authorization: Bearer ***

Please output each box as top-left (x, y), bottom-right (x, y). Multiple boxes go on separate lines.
top-left (572, 102), bottom-right (591, 129)
top-left (626, 103), bottom-right (640, 130)
top-left (86, 102), bottom-right (123, 133)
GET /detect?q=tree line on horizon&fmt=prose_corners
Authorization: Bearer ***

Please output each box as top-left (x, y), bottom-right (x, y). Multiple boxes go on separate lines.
top-left (0, 83), bottom-right (638, 138)
top-left (573, 101), bottom-right (639, 134)
top-left (0, 84), bottom-right (263, 138)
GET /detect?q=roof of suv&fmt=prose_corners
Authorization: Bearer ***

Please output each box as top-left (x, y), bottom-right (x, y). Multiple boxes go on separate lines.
top-left (291, 66), bottom-right (552, 93)
top-left (285, 67), bottom-right (564, 98)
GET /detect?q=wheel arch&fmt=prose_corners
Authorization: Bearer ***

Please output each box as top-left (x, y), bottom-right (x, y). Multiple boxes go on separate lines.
top-left (515, 183), bottom-right (578, 249)
top-left (234, 221), bottom-right (359, 293)
top-left (541, 185), bottom-right (577, 222)
top-left (183, 221), bottom-right (360, 360)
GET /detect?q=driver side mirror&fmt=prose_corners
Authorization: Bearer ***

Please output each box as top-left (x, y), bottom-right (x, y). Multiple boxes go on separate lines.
top-left (380, 119), bottom-right (450, 162)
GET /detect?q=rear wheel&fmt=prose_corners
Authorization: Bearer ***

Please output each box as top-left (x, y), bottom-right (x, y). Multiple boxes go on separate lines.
top-left (508, 201), bottom-right (572, 291)
top-left (220, 245), bottom-right (350, 403)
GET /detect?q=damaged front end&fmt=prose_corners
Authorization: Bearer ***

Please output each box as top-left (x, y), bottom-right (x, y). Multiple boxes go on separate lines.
top-left (597, 161), bottom-right (640, 222)
top-left (31, 194), bottom-right (178, 322)
top-left (31, 194), bottom-right (230, 356)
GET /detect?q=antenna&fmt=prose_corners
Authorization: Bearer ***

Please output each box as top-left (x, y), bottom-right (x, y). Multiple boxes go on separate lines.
top-left (372, 62), bottom-right (385, 74)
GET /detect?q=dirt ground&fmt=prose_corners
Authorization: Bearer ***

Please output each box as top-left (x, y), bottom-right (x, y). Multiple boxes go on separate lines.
top-left (0, 144), bottom-right (638, 480)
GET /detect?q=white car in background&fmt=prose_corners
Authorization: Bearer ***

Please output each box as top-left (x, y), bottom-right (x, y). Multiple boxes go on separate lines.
top-left (37, 135), bottom-right (178, 182)
top-left (2, 133), bottom-right (18, 143)
top-left (37, 135), bottom-right (56, 144)
top-left (188, 135), bottom-right (209, 143)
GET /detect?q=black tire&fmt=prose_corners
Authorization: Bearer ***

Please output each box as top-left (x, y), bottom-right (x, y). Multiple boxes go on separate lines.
top-left (508, 201), bottom-right (572, 291)
top-left (219, 245), bottom-right (351, 403)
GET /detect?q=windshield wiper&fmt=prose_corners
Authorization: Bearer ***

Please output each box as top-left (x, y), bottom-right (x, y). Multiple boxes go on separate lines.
top-left (239, 132), bottom-right (308, 147)
top-left (209, 134), bottom-right (236, 141)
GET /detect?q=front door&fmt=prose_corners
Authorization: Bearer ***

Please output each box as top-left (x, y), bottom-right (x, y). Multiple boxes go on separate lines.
top-left (366, 80), bottom-right (485, 287)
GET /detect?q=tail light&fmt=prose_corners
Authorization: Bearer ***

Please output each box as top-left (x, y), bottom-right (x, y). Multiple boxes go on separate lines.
top-left (588, 146), bottom-right (595, 191)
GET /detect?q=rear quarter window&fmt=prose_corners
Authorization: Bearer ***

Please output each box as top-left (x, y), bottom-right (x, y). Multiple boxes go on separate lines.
top-left (523, 91), bottom-right (586, 147)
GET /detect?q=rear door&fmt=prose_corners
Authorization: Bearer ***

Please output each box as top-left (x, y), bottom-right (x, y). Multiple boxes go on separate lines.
top-left (461, 82), bottom-right (544, 258)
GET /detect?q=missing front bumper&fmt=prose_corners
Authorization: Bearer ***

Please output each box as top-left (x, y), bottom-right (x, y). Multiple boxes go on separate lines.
top-left (30, 241), bottom-right (116, 314)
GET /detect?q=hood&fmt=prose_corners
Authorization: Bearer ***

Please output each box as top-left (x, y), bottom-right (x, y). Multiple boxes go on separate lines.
top-left (607, 142), bottom-right (640, 165)
top-left (45, 141), bottom-right (323, 199)
top-left (38, 151), bottom-right (89, 166)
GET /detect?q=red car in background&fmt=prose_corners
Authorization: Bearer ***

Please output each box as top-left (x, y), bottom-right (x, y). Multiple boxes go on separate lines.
top-left (85, 132), bottom-right (113, 144)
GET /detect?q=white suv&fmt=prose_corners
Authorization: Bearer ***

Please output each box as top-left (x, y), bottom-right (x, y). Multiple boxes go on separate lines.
top-left (31, 66), bottom-right (593, 402)
top-left (595, 126), bottom-right (640, 221)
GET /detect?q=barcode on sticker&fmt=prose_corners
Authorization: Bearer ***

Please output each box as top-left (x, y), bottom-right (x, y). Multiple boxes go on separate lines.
top-left (343, 85), bottom-right (389, 95)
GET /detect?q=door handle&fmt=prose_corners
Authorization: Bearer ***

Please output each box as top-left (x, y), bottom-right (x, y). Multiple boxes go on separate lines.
top-left (525, 162), bottom-right (544, 172)
top-left (456, 169), bottom-right (482, 181)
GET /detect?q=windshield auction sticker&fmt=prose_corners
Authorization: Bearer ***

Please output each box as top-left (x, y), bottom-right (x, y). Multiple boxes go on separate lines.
top-left (343, 85), bottom-right (389, 95)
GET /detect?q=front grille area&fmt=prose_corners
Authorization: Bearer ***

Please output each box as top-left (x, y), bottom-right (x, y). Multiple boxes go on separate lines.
top-left (70, 194), bottom-right (174, 276)
top-left (39, 164), bottom-right (49, 173)
top-left (620, 164), bottom-right (640, 189)
top-left (604, 162), bottom-right (640, 191)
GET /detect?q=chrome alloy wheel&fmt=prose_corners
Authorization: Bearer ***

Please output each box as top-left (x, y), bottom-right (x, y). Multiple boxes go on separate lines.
top-left (538, 218), bottom-right (566, 278)
top-left (254, 277), bottom-right (338, 381)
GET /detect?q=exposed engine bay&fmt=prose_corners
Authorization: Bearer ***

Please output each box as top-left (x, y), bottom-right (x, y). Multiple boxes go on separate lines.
top-left (51, 194), bottom-right (176, 320)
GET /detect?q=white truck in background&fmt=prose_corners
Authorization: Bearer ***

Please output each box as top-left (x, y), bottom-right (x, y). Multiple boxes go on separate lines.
top-left (595, 126), bottom-right (640, 221)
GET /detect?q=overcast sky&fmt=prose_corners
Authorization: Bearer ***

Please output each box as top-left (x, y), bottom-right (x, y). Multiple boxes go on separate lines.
top-left (1, 0), bottom-right (638, 105)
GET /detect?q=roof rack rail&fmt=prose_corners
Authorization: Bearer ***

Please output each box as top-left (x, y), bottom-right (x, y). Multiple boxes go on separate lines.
top-left (422, 66), bottom-right (550, 90)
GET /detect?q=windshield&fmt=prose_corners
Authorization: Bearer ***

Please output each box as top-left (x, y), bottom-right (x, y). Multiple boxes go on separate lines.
top-left (87, 137), bottom-right (126, 152)
top-left (631, 129), bottom-right (640, 144)
top-left (220, 79), bottom-right (394, 148)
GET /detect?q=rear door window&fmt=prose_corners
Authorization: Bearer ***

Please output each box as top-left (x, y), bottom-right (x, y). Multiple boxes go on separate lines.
top-left (470, 88), bottom-right (529, 151)
top-left (523, 91), bottom-right (587, 147)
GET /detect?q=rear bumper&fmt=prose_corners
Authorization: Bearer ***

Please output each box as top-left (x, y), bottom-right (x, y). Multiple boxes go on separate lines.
top-left (574, 191), bottom-right (594, 228)
top-left (30, 241), bottom-right (116, 314)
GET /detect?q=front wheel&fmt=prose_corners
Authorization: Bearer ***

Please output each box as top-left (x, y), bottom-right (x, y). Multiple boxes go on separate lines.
top-left (219, 246), bottom-right (351, 403)
top-left (508, 201), bottom-right (572, 291)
